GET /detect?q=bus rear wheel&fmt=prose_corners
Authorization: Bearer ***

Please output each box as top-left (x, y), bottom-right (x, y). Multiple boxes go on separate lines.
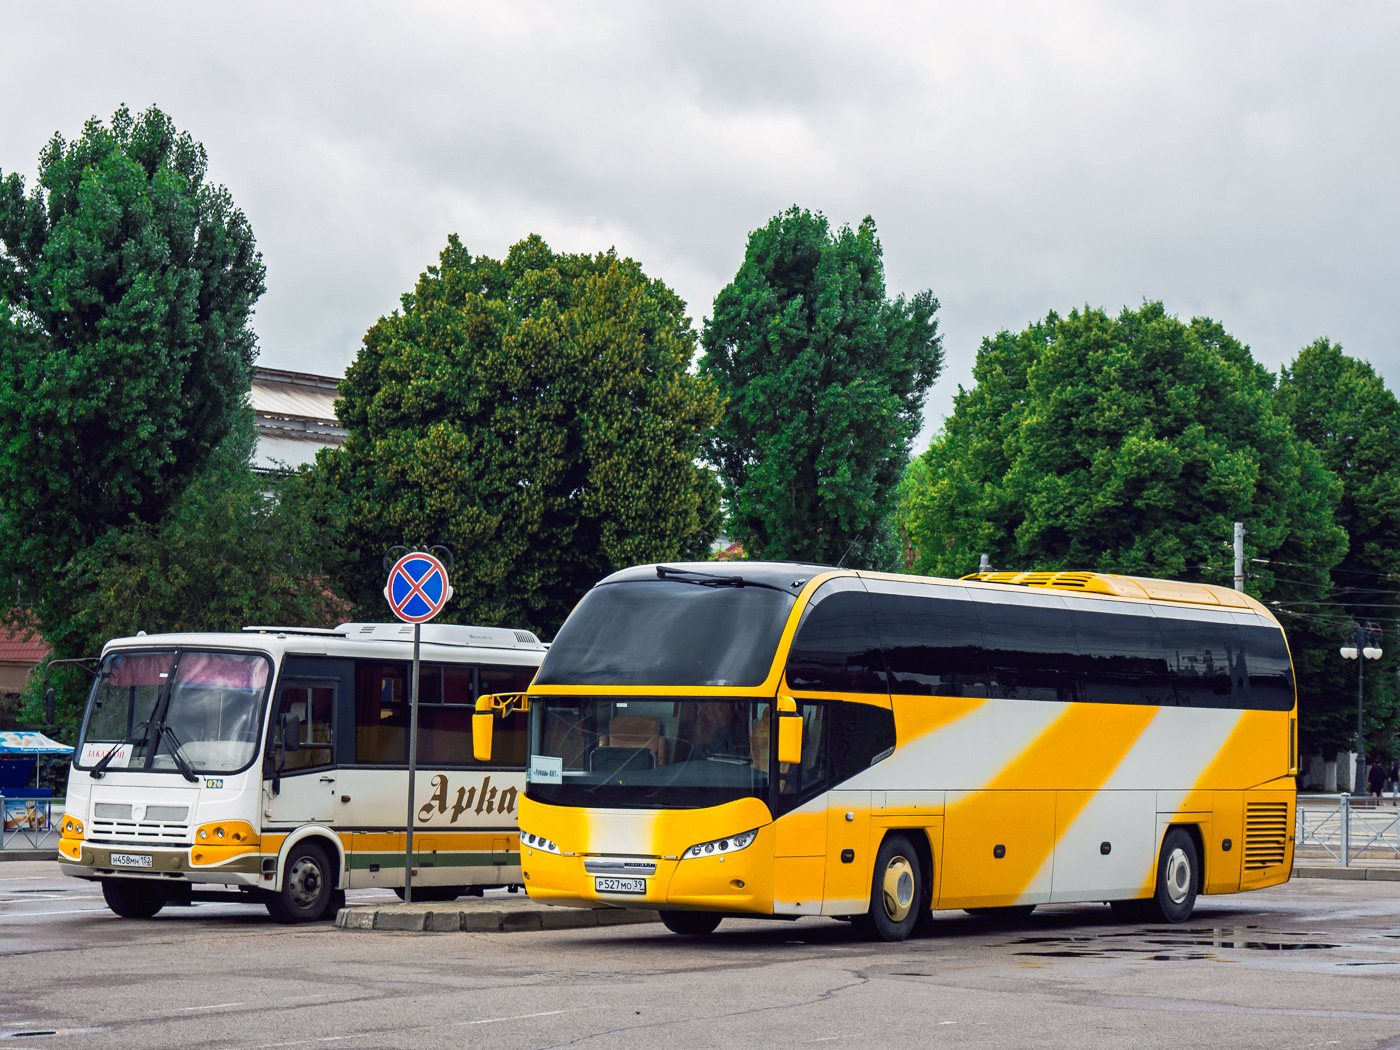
top-left (101, 879), bottom-right (166, 918)
top-left (854, 834), bottom-right (922, 942)
top-left (265, 841), bottom-right (337, 923)
top-left (660, 910), bottom-right (722, 935)
top-left (1113, 828), bottom-right (1199, 924)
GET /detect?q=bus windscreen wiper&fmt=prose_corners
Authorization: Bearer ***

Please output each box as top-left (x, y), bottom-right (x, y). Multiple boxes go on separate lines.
top-left (90, 721), bottom-right (152, 779)
top-left (160, 726), bottom-right (200, 783)
top-left (655, 565), bottom-right (786, 591)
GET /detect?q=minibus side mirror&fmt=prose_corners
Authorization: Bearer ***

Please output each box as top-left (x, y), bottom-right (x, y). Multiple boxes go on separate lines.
top-left (777, 694), bottom-right (803, 766)
top-left (473, 697), bottom-right (495, 762)
top-left (281, 712), bottom-right (302, 752)
top-left (43, 688), bottom-right (55, 726)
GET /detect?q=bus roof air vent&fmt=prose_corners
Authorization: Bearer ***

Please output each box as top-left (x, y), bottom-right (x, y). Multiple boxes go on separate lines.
top-left (335, 623), bottom-right (548, 650)
top-left (961, 571), bottom-right (1151, 599)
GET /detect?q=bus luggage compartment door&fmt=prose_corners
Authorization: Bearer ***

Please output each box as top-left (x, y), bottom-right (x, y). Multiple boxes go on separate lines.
top-left (940, 789), bottom-right (1055, 909)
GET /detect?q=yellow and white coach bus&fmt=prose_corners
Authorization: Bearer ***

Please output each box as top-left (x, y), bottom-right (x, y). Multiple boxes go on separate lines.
top-left (58, 622), bottom-right (545, 921)
top-left (476, 563), bottom-right (1296, 941)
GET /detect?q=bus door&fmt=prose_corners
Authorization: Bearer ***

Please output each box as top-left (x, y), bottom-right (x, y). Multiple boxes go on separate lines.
top-left (265, 678), bottom-right (338, 825)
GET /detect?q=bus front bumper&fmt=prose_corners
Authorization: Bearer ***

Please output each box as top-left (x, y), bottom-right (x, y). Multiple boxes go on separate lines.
top-left (59, 842), bottom-right (265, 887)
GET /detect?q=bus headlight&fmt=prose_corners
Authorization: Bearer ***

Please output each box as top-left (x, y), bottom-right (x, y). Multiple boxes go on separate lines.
top-left (194, 820), bottom-right (257, 845)
top-left (520, 831), bottom-right (562, 855)
top-left (682, 829), bottom-right (759, 860)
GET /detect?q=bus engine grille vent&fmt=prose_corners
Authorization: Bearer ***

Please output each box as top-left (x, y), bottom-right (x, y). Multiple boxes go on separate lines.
top-left (1243, 802), bottom-right (1289, 870)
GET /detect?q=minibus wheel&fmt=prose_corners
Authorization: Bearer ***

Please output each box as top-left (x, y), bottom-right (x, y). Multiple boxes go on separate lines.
top-left (854, 834), bottom-right (922, 942)
top-left (265, 841), bottom-right (336, 923)
top-left (659, 910), bottom-right (722, 935)
top-left (101, 879), bottom-right (166, 918)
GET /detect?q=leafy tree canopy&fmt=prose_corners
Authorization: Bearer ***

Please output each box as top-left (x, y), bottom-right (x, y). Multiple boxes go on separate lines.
top-left (699, 207), bottom-right (942, 569)
top-left (0, 104), bottom-right (265, 633)
top-left (902, 303), bottom-right (1346, 596)
top-left (1276, 339), bottom-right (1400, 760)
top-left (320, 234), bottom-right (723, 636)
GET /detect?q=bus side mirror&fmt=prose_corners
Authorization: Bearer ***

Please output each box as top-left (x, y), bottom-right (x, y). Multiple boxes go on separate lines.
top-left (44, 688), bottom-right (55, 726)
top-left (280, 713), bottom-right (302, 752)
top-left (473, 698), bottom-right (495, 762)
top-left (777, 695), bottom-right (803, 766)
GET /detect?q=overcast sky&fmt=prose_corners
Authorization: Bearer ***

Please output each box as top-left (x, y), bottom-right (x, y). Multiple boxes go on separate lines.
top-left (4, 2), bottom-right (1398, 444)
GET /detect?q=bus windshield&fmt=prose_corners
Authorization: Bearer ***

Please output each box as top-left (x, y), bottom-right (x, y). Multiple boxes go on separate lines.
top-left (527, 698), bottom-right (773, 809)
top-left (78, 650), bottom-right (272, 774)
top-left (534, 580), bottom-right (795, 687)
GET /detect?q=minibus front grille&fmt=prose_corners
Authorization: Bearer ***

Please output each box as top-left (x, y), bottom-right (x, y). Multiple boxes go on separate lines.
top-left (1243, 802), bottom-right (1289, 870)
top-left (88, 819), bottom-right (192, 846)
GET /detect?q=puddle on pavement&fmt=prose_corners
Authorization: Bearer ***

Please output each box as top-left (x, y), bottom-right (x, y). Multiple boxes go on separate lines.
top-left (1008, 927), bottom-right (1341, 960)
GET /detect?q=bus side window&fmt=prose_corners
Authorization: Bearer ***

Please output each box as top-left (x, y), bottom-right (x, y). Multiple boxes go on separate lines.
top-left (272, 683), bottom-right (334, 772)
top-left (786, 585), bottom-right (888, 694)
top-left (870, 590), bottom-right (990, 697)
top-left (1240, 625), bottom-right (1294, 711)
top-left (975, 596), bottom-right (1078, 702)
top-left (355, 662), bottom-right (408, 764)
top-left (1156, 614), bottom-right (1240, 708)
top-left (1070, 607), bottom-right (1167, 705)
top-left (829, 701), bottom-right (896, 784)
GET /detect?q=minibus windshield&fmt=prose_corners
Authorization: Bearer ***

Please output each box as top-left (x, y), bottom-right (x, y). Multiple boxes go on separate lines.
top-left (534, 580), bottom-right (795, 687)
top-left (526, 697), bottom-right (773, 809)
top-left (77, 650), bottom-right (272, 774)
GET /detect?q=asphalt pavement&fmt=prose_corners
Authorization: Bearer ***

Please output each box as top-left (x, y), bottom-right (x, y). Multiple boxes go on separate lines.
top-left (3, 860), bottom-right (1400, 1049)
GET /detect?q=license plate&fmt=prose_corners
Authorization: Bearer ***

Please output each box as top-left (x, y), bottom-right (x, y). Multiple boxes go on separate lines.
top-left (111, 853), bottom-right (152, 868)
top-left (594, 876), bottom-right (646, 895)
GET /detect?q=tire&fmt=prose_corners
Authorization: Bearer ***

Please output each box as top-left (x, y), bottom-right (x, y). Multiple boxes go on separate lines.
top-left (659, 910), bottom-right (722, 936)
top-left (265, 841), bottom-right (337, 923)
top-left (853, 834), bottom-right (923, 942)
top-left (964, 904), bottom-right (1036, 920)
top-left (101, 879), bottom-right (166, 918)
top-left (393, 885), bottom-right (464, 903)
top-left (1113, 828), bottom-right (1199, 924)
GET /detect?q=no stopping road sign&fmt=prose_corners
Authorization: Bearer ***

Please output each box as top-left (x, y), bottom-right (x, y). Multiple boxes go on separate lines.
top-left (384, 551), bottom-right (453, 623)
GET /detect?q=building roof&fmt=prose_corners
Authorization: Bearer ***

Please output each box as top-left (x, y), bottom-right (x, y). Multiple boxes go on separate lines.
top-left (0, 624), bottom-right (49, 667)
top-left (252, 367), bottom-right (346, 472)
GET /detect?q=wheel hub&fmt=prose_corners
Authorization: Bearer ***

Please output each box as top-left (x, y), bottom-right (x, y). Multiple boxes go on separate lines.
top-left (287, 857), bottom-right (324, 909)
top-left (1164, 846), bottom-right (1191, 905)
top-left (881, 855), bottom-right (915, 922)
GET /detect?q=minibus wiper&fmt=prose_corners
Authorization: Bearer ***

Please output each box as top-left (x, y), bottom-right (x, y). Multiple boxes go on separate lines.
top-left (89, 720), bottom-right (152, 779)
top-left (654, 565), bottom-right (786, 591)
top-left (160, 726), bottom-right (200, 783)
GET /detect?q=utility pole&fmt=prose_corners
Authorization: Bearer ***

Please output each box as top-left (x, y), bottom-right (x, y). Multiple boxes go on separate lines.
top-left (1233, 521), bottom-right (1245, 592)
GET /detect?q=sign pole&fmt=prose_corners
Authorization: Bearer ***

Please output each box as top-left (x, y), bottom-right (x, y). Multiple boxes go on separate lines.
top-left (382, 545), bottom-right (452, 911)
top-left (404, 620), bottom-right (422, 905)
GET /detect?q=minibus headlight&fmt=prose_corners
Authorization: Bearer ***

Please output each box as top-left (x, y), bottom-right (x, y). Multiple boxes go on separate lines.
top-left (682, 829), bottom-right (759, 860)
top-left (521, 830), bottom-right (562, 855)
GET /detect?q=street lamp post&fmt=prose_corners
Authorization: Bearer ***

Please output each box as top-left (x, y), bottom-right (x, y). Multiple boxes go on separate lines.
top-left (1339, 621), bottom-right (1383, 795)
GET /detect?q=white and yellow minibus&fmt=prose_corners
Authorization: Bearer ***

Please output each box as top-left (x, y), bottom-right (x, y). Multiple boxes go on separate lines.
top-left (477, 563), bottom-right (1296, 941)
top-left (58, 622), bottom-right (545, 921)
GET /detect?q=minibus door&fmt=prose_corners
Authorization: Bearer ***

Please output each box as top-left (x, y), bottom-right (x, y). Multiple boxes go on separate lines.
top-left (263, 680), bottom-right (337, 825)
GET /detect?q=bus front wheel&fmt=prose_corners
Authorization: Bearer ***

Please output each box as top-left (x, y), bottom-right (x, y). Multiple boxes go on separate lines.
top-left (101, 879), bottom-right (166, 918)
top-left (660, 910), bottom-right (722, 936)
top-left (266, 841), bottom-right (337, 923)
top-left (854, 834), bottom-right (922, 942)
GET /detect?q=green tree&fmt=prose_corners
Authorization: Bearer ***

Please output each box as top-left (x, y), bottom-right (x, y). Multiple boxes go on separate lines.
top-left (903, 304), bottom-right (1345, 594)
top-left (0, 104), bottom-right (265, 643)
top-left (1276, 339), bottom-right (1400, 763)
top-left (319, 234), bottom-right (723, 636)
top-left (699, 207), bottom-right (942, 569)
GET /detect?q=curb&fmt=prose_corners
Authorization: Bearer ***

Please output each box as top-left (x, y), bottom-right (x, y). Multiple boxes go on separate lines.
top-left (335, 900), bottom-right (660, 933)
top-left (0, 850), bottom-right (57, 862)
top-left (1294, 865), bottom-right (1400, 882)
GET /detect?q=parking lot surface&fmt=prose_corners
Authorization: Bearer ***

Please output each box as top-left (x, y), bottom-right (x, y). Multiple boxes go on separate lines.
top-left (3, 861), bottom-right (1399, 1049)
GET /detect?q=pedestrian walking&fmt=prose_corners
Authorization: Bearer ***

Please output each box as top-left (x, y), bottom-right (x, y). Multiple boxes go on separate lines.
top-left (1367, 757), bottom-right (1386, 799)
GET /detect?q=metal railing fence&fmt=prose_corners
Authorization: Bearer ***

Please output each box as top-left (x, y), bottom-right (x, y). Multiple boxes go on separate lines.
top-left (0, 795), bottom-right (60, 850)
top-left (1296, 794), bottom-right (1400, 867)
